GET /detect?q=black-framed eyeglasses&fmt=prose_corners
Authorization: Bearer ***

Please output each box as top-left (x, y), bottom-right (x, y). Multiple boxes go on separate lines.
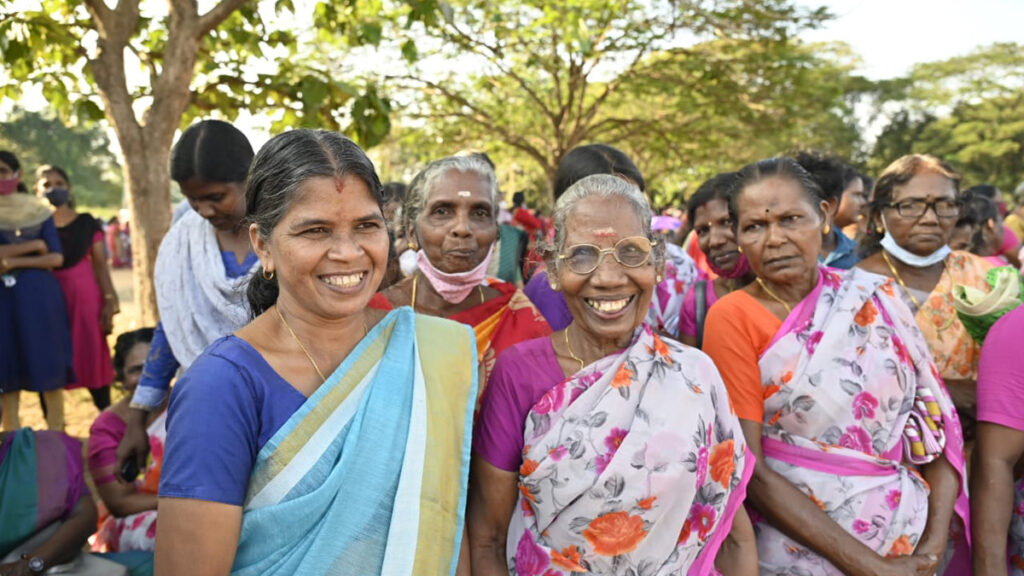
top-left (885, 199), bottom-right (961, 219)
top-left (558, 236), bottom-right (657, 275)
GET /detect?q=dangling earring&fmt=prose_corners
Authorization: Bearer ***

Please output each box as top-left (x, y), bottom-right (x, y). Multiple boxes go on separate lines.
top-left (876, 224), bottom-right (884, 234)
top-left (656, 274), bottom-right (664, 283)
top-left (823, 224), bottom-right (832, 235)
top-left (408, 240), bottom-right (418, 251)
top-left (737, 246), bottom-right (743, 253)
top-left (262, 267), bottom-right (275, 281)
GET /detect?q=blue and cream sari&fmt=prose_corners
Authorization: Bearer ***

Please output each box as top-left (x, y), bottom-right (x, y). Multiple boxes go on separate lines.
top-left (231, 307), bottom-right (478, 576)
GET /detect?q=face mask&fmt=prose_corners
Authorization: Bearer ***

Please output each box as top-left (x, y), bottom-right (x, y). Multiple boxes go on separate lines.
top-left (707, 251), bottom-right (752, 279)
top-left (416, 247), bottom-right (494, 304)
top-left (879, 216), bottom-right (950, 268)
top-left (45, 187), bottom-right (71, 207)
top-left (0, 177), bottom-right (18, 196)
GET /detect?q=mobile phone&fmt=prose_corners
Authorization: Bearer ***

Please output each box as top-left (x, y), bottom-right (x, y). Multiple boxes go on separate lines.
top-left (121, 459), bottom-right (139, 483)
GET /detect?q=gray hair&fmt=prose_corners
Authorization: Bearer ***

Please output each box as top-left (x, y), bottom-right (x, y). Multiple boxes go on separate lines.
top-left (548, 174), bottom-right (659, 268)
top-left (403, 154), bottom-right (499, 235)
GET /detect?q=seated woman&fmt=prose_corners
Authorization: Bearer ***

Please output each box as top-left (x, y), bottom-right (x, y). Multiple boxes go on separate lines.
top-left (371, 154), bottom-right (550, 387)
top-left (703, 157), bottom-right (970, 575)
top-left (155, 130), bottom-right (477, 576)
top-left (857, 155), bottom-right (993, 435)
top-left (679, 172), bottom-right (756, 348)
top-left (89, 327), bottom-right (162, 552)
top-left (971, 304), bottom-right (1024, 576)
top-left (469, 174), bottom-right (756, 576)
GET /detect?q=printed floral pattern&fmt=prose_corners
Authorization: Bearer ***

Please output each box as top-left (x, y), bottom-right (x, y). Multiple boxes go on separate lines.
top-left (507, 326), bottom-right (749, 575)
top-left (752, 268), bottom-right (968, 575)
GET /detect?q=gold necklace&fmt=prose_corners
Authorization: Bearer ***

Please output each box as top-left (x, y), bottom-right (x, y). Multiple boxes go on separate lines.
top-left (411, 273), bottom-right (485, 312)
top-left (755, 277), bottom-right (794, 314)
top-left (276, 306), bottom-right (327, 383)
top-left (881, 250), bottom-right (955, 330)
top-left (563, 326), bottom-right (585, 372)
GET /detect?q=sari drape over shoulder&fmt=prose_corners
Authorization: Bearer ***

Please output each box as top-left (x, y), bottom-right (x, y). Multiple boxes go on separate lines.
top-left (754, 267), bottom-right (970, 574)
top-left (507, 326), bottom-right (753, 576)
top-left (232, 308), bottom-right (477, 576)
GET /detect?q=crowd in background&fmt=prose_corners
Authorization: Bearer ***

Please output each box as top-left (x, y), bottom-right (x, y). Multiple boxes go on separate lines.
top-left (1, 119), bottom-right (1022, 576)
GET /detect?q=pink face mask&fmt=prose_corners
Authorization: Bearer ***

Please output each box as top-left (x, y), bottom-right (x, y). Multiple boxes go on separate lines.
top-left (0, 177), bottom-right (18, 196)
top-left (707, 251), bottom-right (752, 279)
top-left (416, 247), bottom-right (494, 304)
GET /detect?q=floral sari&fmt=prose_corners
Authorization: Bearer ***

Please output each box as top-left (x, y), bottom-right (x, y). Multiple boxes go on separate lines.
top-left (754, 267), bottom-right (970, 574)
top-left (507, 326), bottom-right (753, 575)
top-left (232, 308), bottom-right (477, 576)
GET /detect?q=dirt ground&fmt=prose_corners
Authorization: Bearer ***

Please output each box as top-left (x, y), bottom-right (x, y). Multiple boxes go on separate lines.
top-left (15, 267), bottom-right (145, 440)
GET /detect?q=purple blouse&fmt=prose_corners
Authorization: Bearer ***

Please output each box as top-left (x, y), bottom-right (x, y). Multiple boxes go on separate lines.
top-left (474, 336), bottom-right (566, 471)
top-left (978, 305), bottom-right (1024, 432)
top-left (678, 275), bottom-right (719, 339)
top-left (523, 271), bottom-right (573, 331)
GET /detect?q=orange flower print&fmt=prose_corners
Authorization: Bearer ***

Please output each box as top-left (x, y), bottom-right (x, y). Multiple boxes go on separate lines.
top-left (854, 300), bottom-right (878, 327)
top-left (519, 482), bottom-right (537, 503)
top-left (886, 534), bottom-right (914, 557)
top-left (808, 493), bottom-right (827, 511)
top-left (781, 371), bottom-right (794, 384)
top-left (763, 384), bottom-right (781, 400)
top-left (611, 363), bottom-right (634, 389)
top-left (880, 281), bottom-right (895, 297)
top-left (582, 511), bottom-right (648, 557)
top-left (709, 440), bottom-right (736, 488)
top-left (520, 458), bottom-right (540, 477)
top-left (678, 518), bottom-right (692, 544)
top-left (551, 546), bottom-right (585, 571)
top-left (637, 497), bottom-right (656, 510)
top-left (652, 335), bottom-right (674, 364)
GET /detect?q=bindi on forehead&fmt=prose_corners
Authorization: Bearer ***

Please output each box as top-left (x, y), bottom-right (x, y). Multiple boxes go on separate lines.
top-left (593, 227), bottom-right (618, 238)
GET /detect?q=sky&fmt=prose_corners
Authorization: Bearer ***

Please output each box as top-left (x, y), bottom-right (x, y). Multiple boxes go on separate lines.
top-left (802, 0), bottom-right (1024, 79)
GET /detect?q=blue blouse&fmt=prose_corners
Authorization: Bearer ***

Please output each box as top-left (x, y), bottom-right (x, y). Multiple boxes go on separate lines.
top-left (159, 336), bottom-right (306, 506)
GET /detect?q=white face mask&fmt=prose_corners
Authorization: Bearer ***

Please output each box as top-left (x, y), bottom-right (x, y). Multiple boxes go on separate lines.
top-left (879, 215), bottom-right (951, 268)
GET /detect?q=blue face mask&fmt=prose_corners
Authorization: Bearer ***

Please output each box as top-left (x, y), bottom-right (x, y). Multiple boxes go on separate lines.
top-left (45, 187), bottom-right (71, 207)
top-left (879, 216), bottom-right (951, 268)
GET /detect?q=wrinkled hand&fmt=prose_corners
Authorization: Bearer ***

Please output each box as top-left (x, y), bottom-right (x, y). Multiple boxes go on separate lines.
top-left (100, 302), bottom-right (117, 334)
top-left (869, 554), bottom-right (939, 576)
top-left (115, 415), bottom-right (150, 483)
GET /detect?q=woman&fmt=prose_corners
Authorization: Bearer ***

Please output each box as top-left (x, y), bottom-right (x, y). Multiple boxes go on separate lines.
top-left (469, 174), bottom-right (756, 576)
top-left (89, 328), bottom-right (163, 553)
top-left (972, 304), bottom-right (1024, 576)
top-left (960, 187), bottom-right (1017, 268)
top-left (370, 154), bottom-right (550, 387)
top-left (703, 157), bottom-right (969, 575)
top-left (0, 150), bottom-right (72, 432)
top-left (679, 172), bottom-right (757, 348)
top-left (857, 154), bottom-right (993, 431)
top-left (155, 130), bottom-right (476, 576)
top-left (523, 143), bottom-right (698, 335)
top-left (118, 120), bottom-right (258, 477)
top-left (37, 165), bottom-right (119, 411)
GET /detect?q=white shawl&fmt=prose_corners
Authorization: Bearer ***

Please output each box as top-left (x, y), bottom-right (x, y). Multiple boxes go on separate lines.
top-left (154, 209), bottom-right (256, 369)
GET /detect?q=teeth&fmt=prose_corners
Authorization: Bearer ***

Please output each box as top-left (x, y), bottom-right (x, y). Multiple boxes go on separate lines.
top-left (586, 297), bottom-right (630, 313)
top-left (321, 273), bottom-right (364, 288)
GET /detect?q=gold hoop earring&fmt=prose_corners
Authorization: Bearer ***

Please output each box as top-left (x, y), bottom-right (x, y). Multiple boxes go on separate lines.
top-left (262, 268), bottom-right (275, 281)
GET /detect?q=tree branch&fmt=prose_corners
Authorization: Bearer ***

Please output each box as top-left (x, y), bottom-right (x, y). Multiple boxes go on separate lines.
top-left (198, 0), bottom-right (249, 36)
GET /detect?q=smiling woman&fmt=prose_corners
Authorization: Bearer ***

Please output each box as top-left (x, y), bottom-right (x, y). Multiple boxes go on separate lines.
top-left (469, 174), bottom-right (756, 576)
top-left (155, 130), bottom-right (478, 576)
top-left (703, 157), bottom-right (971, 575)
top-left (371, 154), bottom-right (550, 390)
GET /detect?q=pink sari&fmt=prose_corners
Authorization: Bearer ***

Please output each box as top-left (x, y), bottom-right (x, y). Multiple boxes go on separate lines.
top-left (754, 267), bottom-right (970, 574)
top-left (507, 326), bottom-right (753, 575)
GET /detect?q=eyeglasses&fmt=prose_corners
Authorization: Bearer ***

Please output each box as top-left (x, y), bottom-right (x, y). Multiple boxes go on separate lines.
top-left (885, 199), bottom-right (961, 219)
top-left (559, 236), bottom-right (656, 275)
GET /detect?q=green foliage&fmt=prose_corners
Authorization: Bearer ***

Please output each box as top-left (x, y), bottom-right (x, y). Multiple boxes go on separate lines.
top-left (0, 108), bottom-right (123, 207)
top-left (868, 43), bottom-right (1024, 193)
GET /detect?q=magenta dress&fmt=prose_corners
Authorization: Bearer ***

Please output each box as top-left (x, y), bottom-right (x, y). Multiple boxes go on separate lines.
top-left (52, 214), bottom-right (114, 391)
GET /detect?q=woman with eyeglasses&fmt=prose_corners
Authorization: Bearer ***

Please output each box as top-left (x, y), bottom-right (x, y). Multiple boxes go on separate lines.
top-left (469, 174), bottom-right (756, 576)
top-left (857, 154), bottom-right (993, 439)
top-left (703, 157), bottom-right (969, 575)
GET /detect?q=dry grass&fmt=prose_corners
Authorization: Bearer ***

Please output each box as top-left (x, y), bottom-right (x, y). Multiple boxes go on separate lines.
top-left (15, 268), bottom-right (145, 440)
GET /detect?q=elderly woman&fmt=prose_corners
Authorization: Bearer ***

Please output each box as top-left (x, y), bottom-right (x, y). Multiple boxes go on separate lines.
top-left (155, 130), bottom-right (477, 575)
top-left (370, 154), bottom-right (550, 387)
top-left (703, 157), bottom-right (969, 575)
top-left (679, 172), bottom-right (757, 348)
top-left (857, 155), bottom-right (993, 434)
top-left (469, 174), bottom-right (756, 576)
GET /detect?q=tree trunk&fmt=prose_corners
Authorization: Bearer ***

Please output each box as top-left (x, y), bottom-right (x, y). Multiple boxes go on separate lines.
top-left (123, 141), bottom-right (172, 325)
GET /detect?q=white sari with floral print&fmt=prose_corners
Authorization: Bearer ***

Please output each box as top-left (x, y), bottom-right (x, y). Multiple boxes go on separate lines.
top-left (753, 267), bottom-right (970, 575)
top-left (507, 325), bottom-right (753, 576)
